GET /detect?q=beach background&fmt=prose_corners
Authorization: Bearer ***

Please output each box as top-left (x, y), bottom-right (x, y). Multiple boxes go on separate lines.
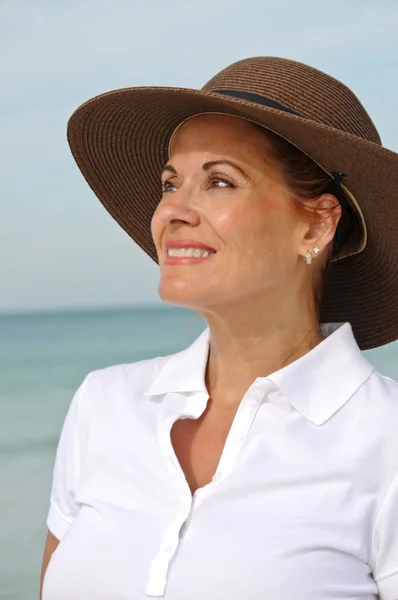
top-left (2, 1), bottom-right (398, 598)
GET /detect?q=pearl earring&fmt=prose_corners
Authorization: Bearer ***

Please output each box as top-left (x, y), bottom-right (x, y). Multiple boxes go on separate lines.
top-left (305, 251), bottom-right (312, 265)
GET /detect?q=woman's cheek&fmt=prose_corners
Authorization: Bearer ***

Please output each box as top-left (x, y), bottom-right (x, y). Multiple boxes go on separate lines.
top-left (151, 213), bottom-right (165, 255)
top-left (213, 203), bottom-right (253, 235)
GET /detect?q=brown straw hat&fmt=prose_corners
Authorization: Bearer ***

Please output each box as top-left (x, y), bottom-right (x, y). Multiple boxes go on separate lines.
top-left (67, 57), bottom-right (398, 350)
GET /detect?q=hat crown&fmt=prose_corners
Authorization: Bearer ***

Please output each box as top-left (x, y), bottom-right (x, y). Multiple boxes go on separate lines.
top-left (202, 57), bottom-right (381, 145)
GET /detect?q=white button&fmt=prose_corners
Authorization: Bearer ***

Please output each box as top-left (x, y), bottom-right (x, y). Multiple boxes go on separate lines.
top-left (234, 431), bottom-right (245, 442)
top-left (251, 388), bottom-right (264, 400)
top-left (164, 543), bottom-right (174, 555)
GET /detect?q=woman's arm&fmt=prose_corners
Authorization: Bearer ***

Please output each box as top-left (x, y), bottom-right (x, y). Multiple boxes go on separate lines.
top-left (40, 530), bottom-right (60, 600)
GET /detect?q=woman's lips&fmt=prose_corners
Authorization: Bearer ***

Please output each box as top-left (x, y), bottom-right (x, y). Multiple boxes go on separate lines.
top-left (164, 253), bottom-right (216, 265)
top-left (164, 238), bottom-right (217, 252)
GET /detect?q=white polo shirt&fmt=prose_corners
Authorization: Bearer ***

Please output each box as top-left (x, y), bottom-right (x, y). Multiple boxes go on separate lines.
top-left (42, 323), bottom-right (398, 600)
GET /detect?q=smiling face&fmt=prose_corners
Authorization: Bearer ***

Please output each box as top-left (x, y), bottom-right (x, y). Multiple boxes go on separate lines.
top-left (151, 113), bottom-right (313, 313)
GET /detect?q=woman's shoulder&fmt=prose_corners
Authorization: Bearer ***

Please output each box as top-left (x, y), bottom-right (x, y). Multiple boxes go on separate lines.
top-left (356, 368), bottom-right (398, 431)
top-left (358, 369), bottom-right (398, 455)
top-left (64, 354), bottom-right (172, 432)
top-left (61, 354), bottom-right (173, 434)
top-left (78, 351), bottom-right (175, 403)
top-left (366, 368), bottom-right (398, 403)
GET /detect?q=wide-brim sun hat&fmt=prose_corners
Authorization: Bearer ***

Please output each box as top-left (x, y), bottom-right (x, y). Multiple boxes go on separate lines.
top-left (66, 57), bottom-right (398, 350)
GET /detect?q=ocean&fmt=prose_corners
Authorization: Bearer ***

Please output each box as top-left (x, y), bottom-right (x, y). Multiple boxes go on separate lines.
top-left (1, 305), bottom-right (397, 600)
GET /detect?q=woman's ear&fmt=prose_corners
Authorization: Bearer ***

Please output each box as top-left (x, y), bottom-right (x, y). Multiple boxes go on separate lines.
top-left (299, 193), bottom-right (342, 260)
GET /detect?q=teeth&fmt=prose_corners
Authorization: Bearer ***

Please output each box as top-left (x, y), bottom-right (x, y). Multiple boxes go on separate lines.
top-left (167, 247), bottom-right (214, 258)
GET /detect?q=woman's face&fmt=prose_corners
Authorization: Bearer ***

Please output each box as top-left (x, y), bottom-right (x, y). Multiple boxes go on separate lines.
top-left (151, 114), bottom-right (309, 311)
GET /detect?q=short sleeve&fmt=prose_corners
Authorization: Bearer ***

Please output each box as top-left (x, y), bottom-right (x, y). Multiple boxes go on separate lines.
top-left (372, 471), bottom-right (398, 600)
top-left (46, 379), bottom-right (86, 541)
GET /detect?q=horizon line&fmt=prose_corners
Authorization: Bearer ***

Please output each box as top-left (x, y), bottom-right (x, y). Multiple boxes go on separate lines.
top-left (0, 302), bottom-right (192, 318)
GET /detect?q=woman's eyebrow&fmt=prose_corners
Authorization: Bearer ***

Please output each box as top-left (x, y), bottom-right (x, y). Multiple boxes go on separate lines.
top-left (161, 164), bottom-right (177, 176)
top-left (202, 160), bottom-right (249, 179)
top-left (161, 160), bottom-right (249, 179)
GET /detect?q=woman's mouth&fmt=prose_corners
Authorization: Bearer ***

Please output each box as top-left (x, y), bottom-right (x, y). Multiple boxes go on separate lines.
top-left (165, 247), bottom-right (216, 264)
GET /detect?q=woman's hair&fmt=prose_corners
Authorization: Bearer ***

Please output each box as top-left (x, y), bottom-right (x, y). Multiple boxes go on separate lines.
top-left (258, 126), bottom-right (359, 314)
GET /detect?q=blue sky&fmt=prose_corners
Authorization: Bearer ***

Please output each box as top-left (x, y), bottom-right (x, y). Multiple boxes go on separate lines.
top-left (1, 0), bottom-right (397, 312)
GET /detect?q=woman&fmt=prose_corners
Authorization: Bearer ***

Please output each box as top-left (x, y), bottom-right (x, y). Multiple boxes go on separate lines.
top-left (40, 57), bottom-right (398, 599)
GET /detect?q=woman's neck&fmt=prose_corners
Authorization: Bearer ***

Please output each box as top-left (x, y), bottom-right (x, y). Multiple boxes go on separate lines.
top-left (201, 298), bottom-right (324, 408)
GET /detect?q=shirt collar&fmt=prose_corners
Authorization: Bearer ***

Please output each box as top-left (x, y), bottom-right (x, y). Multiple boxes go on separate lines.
top-left (144, 327), bottom-right (210, 396)
top-left (267, 323), bottom-right (374, 425)
top-left (144, 322), bottom-right (374, 426)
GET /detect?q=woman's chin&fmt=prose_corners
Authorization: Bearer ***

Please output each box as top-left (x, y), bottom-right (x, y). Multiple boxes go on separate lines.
top-left (158, 281), bottom-right (212, 309)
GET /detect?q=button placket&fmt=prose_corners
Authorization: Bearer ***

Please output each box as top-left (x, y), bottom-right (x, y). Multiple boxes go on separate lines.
top-left (148, 389), bottom-right (268, 596)
top-left (251, 387), bottom-right (265, 401)
top-left (232, 430), bottom-right (245, 442)
top-left (212, 391), bottom-right (264, 483)
top-left (146, 513), bottom-right (187, 597)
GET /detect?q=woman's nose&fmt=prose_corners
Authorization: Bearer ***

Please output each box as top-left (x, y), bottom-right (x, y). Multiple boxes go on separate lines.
top-left (155, 191), bottom-right (201, 228)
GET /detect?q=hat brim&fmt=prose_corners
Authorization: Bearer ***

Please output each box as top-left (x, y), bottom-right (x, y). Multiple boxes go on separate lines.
top-left (67, 86), bottom-right (398, 350)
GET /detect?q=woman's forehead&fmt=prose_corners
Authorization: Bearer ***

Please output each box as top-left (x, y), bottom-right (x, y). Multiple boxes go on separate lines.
top-left (169, 113), bottom-right (272, 162)
top-left (174, 113), bottom-right (261, 141)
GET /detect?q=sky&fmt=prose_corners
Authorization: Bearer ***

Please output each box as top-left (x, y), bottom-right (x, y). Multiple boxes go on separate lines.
top-left (1, 0), bottom-right (397, 312)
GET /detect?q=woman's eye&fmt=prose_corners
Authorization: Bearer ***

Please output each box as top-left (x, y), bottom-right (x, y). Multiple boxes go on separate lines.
top-left (161, 175), bottom-right (235, 194)
top-left (212, 179), bottom-right (229, 188)
top-left (161, 180), bottom-right (177, 193)
top-left (208, 175), bottom-right (235, 189)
